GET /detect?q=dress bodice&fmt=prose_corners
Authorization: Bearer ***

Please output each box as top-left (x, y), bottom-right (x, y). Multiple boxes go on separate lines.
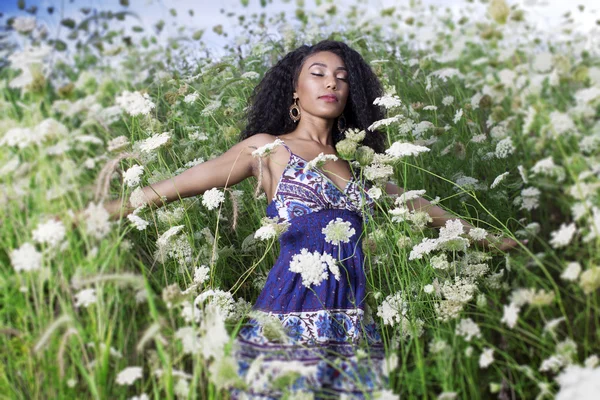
top-left (265, 140), bottom-right (375, 223)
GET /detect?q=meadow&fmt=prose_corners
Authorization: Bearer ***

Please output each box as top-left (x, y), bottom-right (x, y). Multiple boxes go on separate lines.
top-left (1, 0), bottom-right (599, 399)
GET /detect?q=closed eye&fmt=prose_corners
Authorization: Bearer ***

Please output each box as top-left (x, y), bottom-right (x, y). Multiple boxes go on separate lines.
top-left (311, 73), bottom-right (347, 81)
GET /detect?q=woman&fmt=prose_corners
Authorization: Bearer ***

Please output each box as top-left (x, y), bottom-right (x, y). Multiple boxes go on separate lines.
top-left (103, 40), bottom-right (523, 398)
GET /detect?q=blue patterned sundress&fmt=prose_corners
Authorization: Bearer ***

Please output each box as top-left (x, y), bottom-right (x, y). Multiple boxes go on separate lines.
top-left (231, 140), bottom-right (388, 399)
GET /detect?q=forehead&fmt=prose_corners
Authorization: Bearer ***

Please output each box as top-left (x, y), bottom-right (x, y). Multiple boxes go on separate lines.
top-left (302, 51), bottom-right (345, 69)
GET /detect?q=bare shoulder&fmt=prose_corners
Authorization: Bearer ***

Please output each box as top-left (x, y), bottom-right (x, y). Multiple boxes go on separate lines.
top-left (241, 133), bottom-right (282, 149)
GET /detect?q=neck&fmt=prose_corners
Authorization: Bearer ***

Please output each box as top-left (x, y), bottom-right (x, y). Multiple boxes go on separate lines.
top-left (291, 115), bottom-right (335, 146)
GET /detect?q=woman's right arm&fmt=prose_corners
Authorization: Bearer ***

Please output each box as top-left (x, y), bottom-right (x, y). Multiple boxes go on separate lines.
top-left (102, 134), bottom-right (273, 220)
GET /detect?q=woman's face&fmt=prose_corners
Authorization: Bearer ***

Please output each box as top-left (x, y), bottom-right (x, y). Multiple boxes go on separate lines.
top-left (294, 51), bottom-right (349, 121)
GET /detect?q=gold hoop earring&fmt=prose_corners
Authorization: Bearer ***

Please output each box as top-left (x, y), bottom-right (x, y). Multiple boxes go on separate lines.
top-left (337, 113), bottom-right (346, 134)
top-left (289, 98), bottom-right (300, 122)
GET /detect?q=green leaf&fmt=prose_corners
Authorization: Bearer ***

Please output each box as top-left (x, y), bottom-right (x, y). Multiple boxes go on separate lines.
top-left (60, 18), bottom-right (76, 29)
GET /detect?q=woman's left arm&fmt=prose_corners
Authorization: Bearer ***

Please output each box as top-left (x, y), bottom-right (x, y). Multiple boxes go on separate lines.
top-left (385, 182), bottom-right (526, 252)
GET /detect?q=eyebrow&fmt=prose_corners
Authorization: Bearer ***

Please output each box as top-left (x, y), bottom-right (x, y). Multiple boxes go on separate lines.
top-left (308, 62), bottom-right (348, 71)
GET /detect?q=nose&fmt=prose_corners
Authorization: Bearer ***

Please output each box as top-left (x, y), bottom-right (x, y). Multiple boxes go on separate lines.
top-left (326, 78), bottom-right (337, 90)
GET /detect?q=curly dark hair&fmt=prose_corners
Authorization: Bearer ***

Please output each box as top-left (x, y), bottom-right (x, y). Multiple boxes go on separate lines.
top-left (238, 40), bottom-right (387, 153)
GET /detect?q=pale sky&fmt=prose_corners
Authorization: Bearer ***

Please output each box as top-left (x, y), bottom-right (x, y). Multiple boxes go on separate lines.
top-left (2, 0), bottom-right (598, 57)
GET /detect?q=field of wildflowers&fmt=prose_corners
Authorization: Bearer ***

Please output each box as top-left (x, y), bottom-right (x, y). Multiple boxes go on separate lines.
top-left (1, 0), bottom-right (600, 398)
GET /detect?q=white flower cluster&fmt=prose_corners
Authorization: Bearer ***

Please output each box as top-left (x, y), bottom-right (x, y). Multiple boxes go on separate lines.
top-left (377, 291), bottom-right (408, 326)
top-left (455, 318), bottom-right (482, 342)
top-left (549, 222), bottom-right (577, 249)
top-left (304, 152), bottom-right (338, 172)
top-left (367, 115), bottom-right (402, 131)
top-left (1, 118), bottom-right (68, 149)
top-left (364, 163), bottom-right (394, 182)
top-left (549, 111), bottom-right (577, 137)
top-left (385, 141), bottom-right (430, 159)
top-left (32, 218), bottom-right (66, 248)
top-left (344, 128), bottom-right (366, 143)
top-left (74, 288), bottom-right (97, 308)
top-left (83, 202), bottom-right (112, 240)
top-left (183, 92), bottom-right (199, 104)
top-left (138, 132), bottom-right (171, 153)
top-left (123, 164), bottom-right (144, 187)
top-left (321, 218), bottom-right (356, 245)
top-left (10, 242), bottom-right (43, 272)
top-left (289, 248), bottom-right (340, 287)
top-left (115, 90), bottom-right (156, 116)
top-left (373, 94), bottom-right (402, 109)
top-left (115, 366), bottom-right (143, 386)
top-left (107, 135), bottom-right (130, 152)
top-left (251, 138), bottom-right (284, 158)
top-left (530, 157), bottom-right (566, 182)
top-left (490, 172), bottom-right (509, 189)
top-left (513, 186), bottom-right (541, 211)
top-left (202, 188), bottom-right (225, 210)
top-left (555, 364), bottom-right (600, 400)
top-left (254, 217), bottom-right (290, 241)
top-left (127, 214), bottom-right (150, 231)
top-left (495, 137), bottom-right (515, 159)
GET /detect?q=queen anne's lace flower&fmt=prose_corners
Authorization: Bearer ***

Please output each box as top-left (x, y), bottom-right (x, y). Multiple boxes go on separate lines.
top-left (10, 242), bottom-right (43, 272)
top-left (373, 94), bottom-right (402, 109)
top-left (115, 366), bottom-right (143, 386)
top-left (455, 318), bottom-right (482, 341)
top-left (251, 139), bottom-right (284, 157)
top-left (202, 188), bottom-right (225, 210)
top-left (32, 219), bottom-right (66, 248)
top-left (385, 142), bottom-right (430, 159)
top-left (322, 218), bottom-right (356, 245)
top-left (479, 348), bottom-right (494, 369)
top-left (139, 132), bottom-right (171, 153)
top-left (123, 165), bottom-right (144, 187)
top-left (289, 248), bottom-right (340, 287)
top-left (116, 91), bottom-right (155, 116)
top-left (74, 288), bottom-right (97, 308)
top-left (549, 222), bottom-right (577, 249)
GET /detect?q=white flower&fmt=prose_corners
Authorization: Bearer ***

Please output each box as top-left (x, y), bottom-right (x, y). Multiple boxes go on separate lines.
top-left (561, 262), bottom-right (582, 281)
top-left (495, 137), bottom-right (515, 159)
top-left (304, 152), bottom-right (338, 172)
top-left (202, 188), bottom-right (225, 210)
top-left (365, 163), bottom-right (394, 181)
top-left (183, 92), bottom-right (199, 104)
top-left (116, 91), bottom-right (155, 116)
top-left (129, 187), bottom-right (148, 208)
top-left (251, 139), bottom-right (284, 157)
top-left (442, 96), bottom-right (454, 106)
top-left (453, 108), bottom-right (463, 124)
top-left (424, 284), bottom-right (434, 294)
top-left (254, 225), bottom-right (277, 241)
top-left (468, 228), bottom-right (488, 241)
top-left (455, 318), bottom-right (482, 342)
top-left (289, 248), bottom-right (339, 287)
top-left (139, 132), bottom-right (171, 153)
top-left (479, 348), bottom-right (494, 368)
top-left (367, 187), bottom-right (382, 200)
top-left (13, 16), bottom-right (37, 33)
top-left (549, 111), bottom-right (577, 137)
top-left (127, 214), bottom-right (149, 231)
top-left (74, 288), bottom-right (97, 308)
top-left (10, 242), bottom-right (43, 272)
top-left (83, 202), bottom-right (112, 240)
top-left (107, 136), bottom-right (129, 152)
top-left (395, 189), bottom-right (426, 205)
top-left (373, 94), bottom-right (402, 109)
top-left (345, 128), bottom-right (366, 143)
top-left (123, 165), bottom-right (144, 187)
top-left (518, 187), bottom-right (541, 211)
top-left (194, 265), bottom-right (210, 284)
top-left (115, 366), bottom-right (143, 386)
top-left (490, 172), bottom-right (509, 189)
top-left (500, 302), bottom-right (520, 329)
top-left (423, 105), bottom-right (438, 111)
top-left (385, 142), bottom-right (430, 159)
top-left (409, 237), bottom-right (439, 260)
top-left (322, 217), bottom-right (356, 245)
top-left (377, 292), bottom-right (408, 326)
top-left (549, 223), bottom-right (577, 249)
top-left (200, 99), bottom-right (221, 117)
top-left (555, 365), bottom-right (600, 400)
top-left (32, 219), bottom-right (66, 248)
top-left (430, 254), bottom-right (449, 270)
top-left (367, 116), bottom-right (401, 131)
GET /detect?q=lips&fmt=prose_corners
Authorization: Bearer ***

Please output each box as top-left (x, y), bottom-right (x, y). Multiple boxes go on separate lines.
top-left (319, 94), bottom-right (338, 101)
